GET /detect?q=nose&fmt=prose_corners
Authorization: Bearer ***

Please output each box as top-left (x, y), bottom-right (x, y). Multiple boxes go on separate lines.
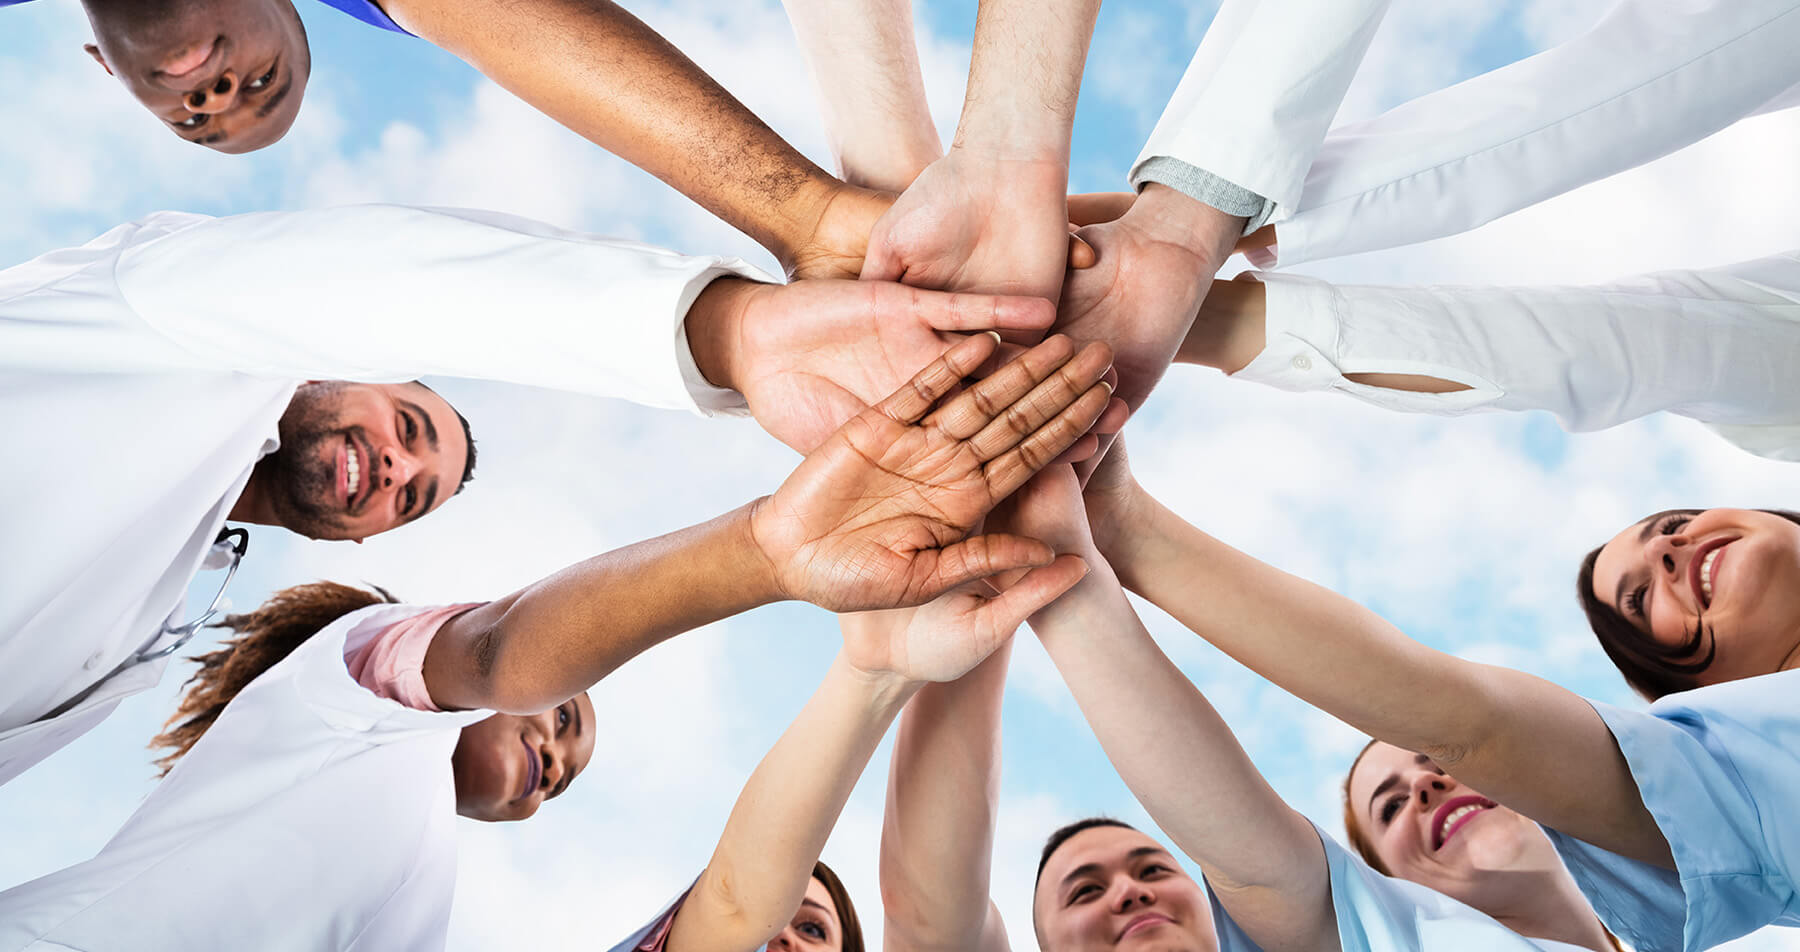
top-left (767, 928), bottom-right (795, 950)
top-left (1648, 532), bottom-right (1691, 578)
top-left (184, 70), bottom-right (240, 114)
top-left (1107, 874), bottom-right (1155, 914)
top-left (537, 743), bottom-right (564, 794)
top-left (1409, 767), bottom-right (1454, 810)
top-left (381, 446), bottom-right (420, 491)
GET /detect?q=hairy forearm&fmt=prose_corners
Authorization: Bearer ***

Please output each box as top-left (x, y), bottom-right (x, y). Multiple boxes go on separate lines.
top-left (423, 502), bottom-right (779, 714)
top-left (1031, 562), bottom-right (1333, 946)
top-left (674, 654), bottom-right (917, 952)
top-left (1112, 494), bottom-right (1671, 867)
top-left (388, 0), bottom-right (840, 264)
top-left (881, 642), bottom-right (1012, 952)
top-left (782, 0), bottom-right (943, 191)
top-left (956, 0), bottom-right (1101, 158)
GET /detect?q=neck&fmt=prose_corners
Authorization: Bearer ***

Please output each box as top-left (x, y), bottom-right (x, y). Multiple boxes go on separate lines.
top-left (1475, 866), bottom-right (1613, 952)
top-left (226, 474), bottom-right (280, 527)
top-left (1778, 637), bottom-right (1800, 674)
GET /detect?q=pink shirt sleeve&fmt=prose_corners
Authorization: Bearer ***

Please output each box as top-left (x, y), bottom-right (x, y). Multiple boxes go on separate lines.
top-left (342, 603), bottom-right (483, 712)
top-left (635, 892), bottom-right (690, 952)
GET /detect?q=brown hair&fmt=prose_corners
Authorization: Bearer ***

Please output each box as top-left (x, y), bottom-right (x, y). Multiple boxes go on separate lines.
top-left (1341, 739), bottom-right (1392, 875)
top-left (811, 860), bottom-right (865, 952)
top-left (1576, 508), bottom-right (1800, 700)
top-left (150, 581), bottom-right (395, 776)
top-left (1343, 740), bottom-right (1625, 951)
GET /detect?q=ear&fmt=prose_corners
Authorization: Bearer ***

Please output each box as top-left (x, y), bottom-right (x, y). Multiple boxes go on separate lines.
top-left (83, 43), bottom-right (114, 76)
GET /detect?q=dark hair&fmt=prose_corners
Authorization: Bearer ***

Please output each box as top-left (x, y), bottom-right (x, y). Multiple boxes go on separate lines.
top-left (150, 581), bottom-right (396, 776)
top-left (413, 381), bottom-right (477, 494)
top-left (811, 860), bottom-right (865, 952)
top-left (1036, 817), bottom-right (1138, 886)
top-left (1576, 508), bottom-right (1800, 700)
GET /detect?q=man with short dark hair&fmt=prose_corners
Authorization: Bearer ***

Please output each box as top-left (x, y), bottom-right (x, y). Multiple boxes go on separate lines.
top-left (0, 202), bottom-right (1053, 787)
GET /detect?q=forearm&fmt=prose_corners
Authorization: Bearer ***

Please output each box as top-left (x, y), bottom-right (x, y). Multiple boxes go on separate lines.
top-left (1030, 560), bottom-right (1333, 949)
top-left (782, 0), bottom-right (943, 191)
top-left (880, 639), bottom-right (1012, 952)
top-left (1267, 0), bottom-right (1800, 267)
top-left (955, 0), bottom-right (1101, 162)
top-left (674, 654), bottom-right (918, 952)
top-left (1110, 495), bottom-right (1670, 866)
top-left (386, 0), bottom-right (843, 266)
top-left (1222, 262), bottom-right (1800, 431)
top-left (423, 502), bottom-right (781, 714)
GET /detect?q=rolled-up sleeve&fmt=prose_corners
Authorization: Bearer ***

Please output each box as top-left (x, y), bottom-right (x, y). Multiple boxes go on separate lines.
top-left (112, 205), bottom-right (766, 416)
top-left (1231, 256), bottom-right (1800, 456)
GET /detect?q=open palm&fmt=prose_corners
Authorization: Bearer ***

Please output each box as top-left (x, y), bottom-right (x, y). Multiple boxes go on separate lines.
top-left (752, 332), bottom-right (1113, 612)
top-left (732, 279), bottom-right (1055, 453)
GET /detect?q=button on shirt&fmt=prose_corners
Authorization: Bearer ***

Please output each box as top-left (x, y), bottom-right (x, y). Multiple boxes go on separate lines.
top-left (0, 205), bottom-right (761, 788)
top-left (1233, 258), bottom-right (1800, 461)
top-left (1543, 669), bottom-right (1800, 952)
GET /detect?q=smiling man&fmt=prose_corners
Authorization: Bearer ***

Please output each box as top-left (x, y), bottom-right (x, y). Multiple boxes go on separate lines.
top-left (0, 201), bottom-right (1056, 791)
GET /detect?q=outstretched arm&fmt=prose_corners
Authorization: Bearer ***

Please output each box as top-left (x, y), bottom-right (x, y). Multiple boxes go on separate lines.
top-left (380, 0), bottom-right (887, 279)
top-left (420, 332), bottom-right (1115, 714)
top-left (880, 636), bottom-right (1014, 952)
top-left (1014, 468), bottom-right (1338, 952)
top-left (780, 0), bottom-right (943, 192)
top-left (667, 562), bottom-right (1088, 952)
top-left (1082, 444), bottom-right (1673, 868)
top-left (860, 0), bottom-right (1101, 300)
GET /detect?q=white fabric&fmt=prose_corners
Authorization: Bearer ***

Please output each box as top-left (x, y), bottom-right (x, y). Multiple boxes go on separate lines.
top-left (0, 206), bottom-right (763, 787)
top-left (1132, 0), bottom-right (1390, 216)
top-left (1259, 0), bottom-right (1800, 268)
top-left (1232, 257), bottom-right (1800, 460)
top-left (0, 602), bottom-right (490, 951)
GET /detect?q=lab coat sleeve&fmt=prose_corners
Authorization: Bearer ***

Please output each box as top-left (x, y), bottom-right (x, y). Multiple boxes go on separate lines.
top-left (1260, 0), bottom-right (1800, 268)
top-left (1130, 0), bottom-right (1391, 219)
top-left (110, 205), bottom-right (768, 416)
top-left (1230, 253), bottom-right (1800, 459)
top-left (1543, 673), bottom-right (1800, 952)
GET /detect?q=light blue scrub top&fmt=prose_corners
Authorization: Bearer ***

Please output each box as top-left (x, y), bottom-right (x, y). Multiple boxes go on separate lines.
top-left (1543, 669), bottom-right (1800, 952)
top-left (1208, 824), bottom-right (1587, 951)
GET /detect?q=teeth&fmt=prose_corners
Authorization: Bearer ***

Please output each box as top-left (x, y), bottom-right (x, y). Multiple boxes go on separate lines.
top-left (1700, 548), bottom-right (1719, 600)
top-left (1439, 804), bottom-right (1483, 844)
top-left (346, 445), bottom-right (360, 500)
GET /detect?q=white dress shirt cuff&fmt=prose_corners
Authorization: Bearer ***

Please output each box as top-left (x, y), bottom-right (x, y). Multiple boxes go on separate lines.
top-left (1230, 273), bottom-right (1503, 414)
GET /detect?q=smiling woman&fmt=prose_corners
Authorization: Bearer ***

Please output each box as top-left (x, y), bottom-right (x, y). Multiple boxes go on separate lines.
top-left (1578, 508), bottom-right (1800, 698)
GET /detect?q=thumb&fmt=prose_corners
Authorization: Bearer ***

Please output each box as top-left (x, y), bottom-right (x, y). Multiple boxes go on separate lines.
top-left (860, 224), bottom-right (907, 284)
top-left (915, 532), bottom-right (1056, 598)
top-left (974, 554), bottom-right (1089, 631)
top-left (1066, 231), bottom-right (1097, 270)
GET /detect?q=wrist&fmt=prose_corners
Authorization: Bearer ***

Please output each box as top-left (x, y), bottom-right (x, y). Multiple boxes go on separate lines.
top-left (734, 497), bottom-right (792, 605)
top-left (769, 170), bottom-right (860, 270)
top-left (834, 653), bottom-right (924, 709)
top-left (1107, 493), bottom-right (1177, 596)
top-left (1180, 276), bottom-right (1266, 373)
top-left (1127, 184), bottom-right (1246, 266)
top-left (685, 276), bottom-right (763, 391)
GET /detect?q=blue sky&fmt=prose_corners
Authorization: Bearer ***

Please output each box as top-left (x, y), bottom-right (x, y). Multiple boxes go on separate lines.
top-left (3, 0), bottom-right (1799, 948)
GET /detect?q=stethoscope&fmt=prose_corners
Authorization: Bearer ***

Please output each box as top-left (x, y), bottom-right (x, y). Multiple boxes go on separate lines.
top-left (41, 528), bottom-right (250, 720)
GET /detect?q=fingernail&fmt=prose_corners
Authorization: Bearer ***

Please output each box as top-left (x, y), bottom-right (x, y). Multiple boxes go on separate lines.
top-left (1099, 380), bottom-right (1114, 395)
top-left (984, 330), bottom-right (1002, 344)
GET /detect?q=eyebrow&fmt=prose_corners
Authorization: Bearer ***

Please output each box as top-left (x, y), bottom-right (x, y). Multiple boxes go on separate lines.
top-left (398, 398), bottom-right (443, 519)
top-left (1366, 753), bottom-right (1431, 818)
top-left (799, 897), bottom-right (837, 924)
top-left (1058, 847), bottom-right (1169, 891)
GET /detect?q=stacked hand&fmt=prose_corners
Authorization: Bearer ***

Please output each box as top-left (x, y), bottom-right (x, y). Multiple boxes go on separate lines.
top-left (752, 331), bottom-right (1115, 613)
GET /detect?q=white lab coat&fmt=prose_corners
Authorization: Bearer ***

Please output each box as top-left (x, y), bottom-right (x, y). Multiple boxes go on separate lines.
top-left (1234, 256), bottom-right (1800, 460)
top-left (0, 602), bottom-right (487, 951)
top-left (0, 205), bottom-right (762, 787)
top-left (1132, 0), bottom-right (1392, 217)
top-left (1257, 0), bottom-right (1800, 267)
